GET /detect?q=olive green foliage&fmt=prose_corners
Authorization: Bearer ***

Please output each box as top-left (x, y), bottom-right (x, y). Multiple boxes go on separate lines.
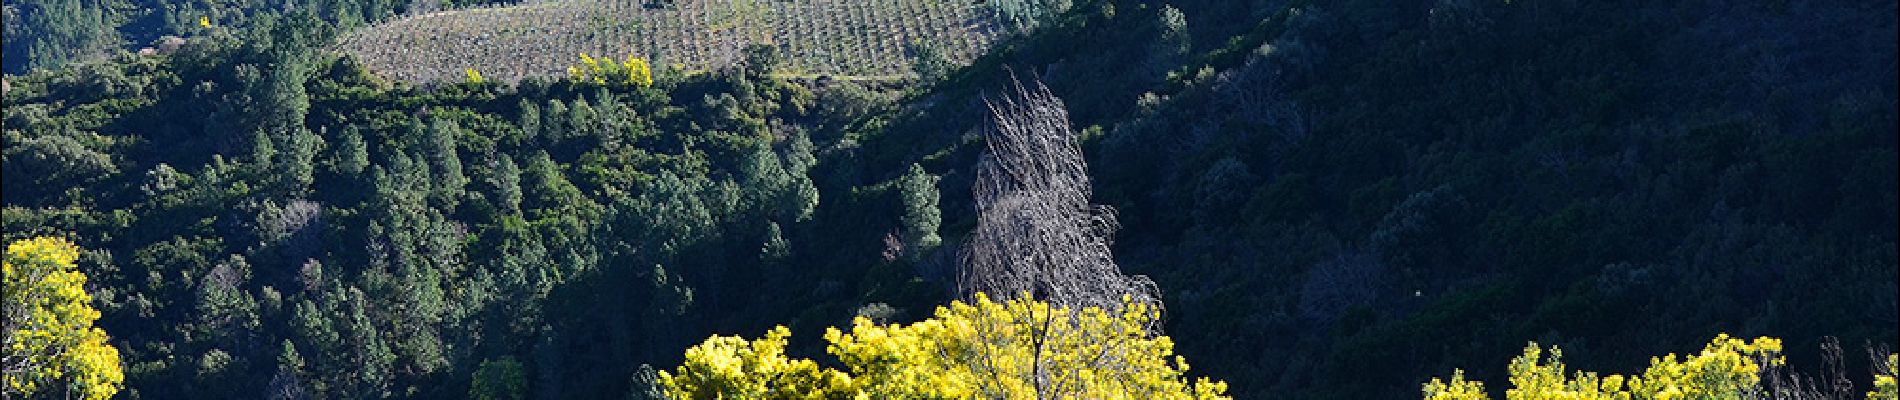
top-left (908, 40), bottom-right (954, 86)
top-left (470, 357), bottom-right (527, 400)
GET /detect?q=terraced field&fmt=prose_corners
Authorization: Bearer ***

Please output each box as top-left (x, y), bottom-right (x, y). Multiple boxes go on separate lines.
top-left (335, 0), bottom-right (1009, 83)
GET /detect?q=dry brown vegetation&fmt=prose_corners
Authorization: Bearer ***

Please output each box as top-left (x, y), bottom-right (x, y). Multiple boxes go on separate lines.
top-left (334, 0), bottom-right (1005, 83)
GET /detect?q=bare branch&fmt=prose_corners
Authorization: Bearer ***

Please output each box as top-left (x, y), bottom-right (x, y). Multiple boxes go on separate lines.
top-left (958, 76), bottom-right (1164, 332)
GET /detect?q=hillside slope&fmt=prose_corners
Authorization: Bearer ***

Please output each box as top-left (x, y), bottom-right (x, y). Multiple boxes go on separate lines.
top-left (846, 0), bottom-right (1897, 397)
top-left (336, 0), bottom-right (1006, 83)
top-left (1, 0), bottom-right (1893, 398)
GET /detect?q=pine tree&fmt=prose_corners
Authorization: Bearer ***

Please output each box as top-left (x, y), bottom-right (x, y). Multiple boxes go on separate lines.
top-left (517, 99), bottom-right (542, 142)
top-left (493, 155), bottom-right (524, 214)
top-left (898, 163), bottom-right (942, 259)
top-left (424, 117), bottom-right (468, 208)
top-left (334, 126), bottom-right (369, 175)
top-left (282, 128), bottom-right (323, 192)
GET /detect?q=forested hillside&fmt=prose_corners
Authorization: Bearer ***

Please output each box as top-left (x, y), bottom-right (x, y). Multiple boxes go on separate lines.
top-left (2, 0), bottom-right (490, 74)
top-left (3, 0), bottom-right (1895, 398)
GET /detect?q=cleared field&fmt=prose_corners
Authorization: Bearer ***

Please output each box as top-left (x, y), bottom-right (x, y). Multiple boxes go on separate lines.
top-left (335, 0), bottom-right (1007, 83)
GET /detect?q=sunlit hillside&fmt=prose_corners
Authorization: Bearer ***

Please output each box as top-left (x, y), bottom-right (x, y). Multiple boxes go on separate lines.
top-left (337, 0), bottom-right (1008, 82)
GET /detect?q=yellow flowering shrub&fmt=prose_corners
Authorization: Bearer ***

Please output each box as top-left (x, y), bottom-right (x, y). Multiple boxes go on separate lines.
top-left (660, 293), bottom-right (1229, 399)
top-left (1623, 334), bottom-right (1781, 399)
top-left (465, 67), bottom-right (486, 84)
top-left (1422, 334), bottom-right (1783, 400)
top-left (1496, 345), bottom-right (1640, 400)
top-left (659, 325), bottom-right (855, 399)
top-left (1423, 369), bottom-right (1488, 400)
top-left (1873, 353), bottom-right (1896, 400)
top-left (2, 237), bottom-right (123, 400)
top-left (567, 53), bottom-right (654, 88)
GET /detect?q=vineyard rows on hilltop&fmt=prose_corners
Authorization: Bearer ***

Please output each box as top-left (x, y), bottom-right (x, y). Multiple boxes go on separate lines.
top-left (336, 0), bottom-right (1008, 83)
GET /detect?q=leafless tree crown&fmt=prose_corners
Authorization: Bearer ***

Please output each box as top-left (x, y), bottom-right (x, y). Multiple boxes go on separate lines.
top-left (959, 77), bottom-right (1163, 328)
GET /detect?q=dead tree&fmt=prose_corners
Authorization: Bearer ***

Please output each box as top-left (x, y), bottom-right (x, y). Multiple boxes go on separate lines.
top-left (959, 76), bottom-right (1163, 330)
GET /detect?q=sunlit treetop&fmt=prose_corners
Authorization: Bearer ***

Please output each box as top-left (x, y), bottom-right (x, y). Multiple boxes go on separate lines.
top-left (1425, 334), bottom-right (1791, 400)
top-left (661, 293), bottom-right (1229, 399)
top-left (3, 237), bottom-right (123, 400)
top-left (568, 53), bottom-right (653, 88)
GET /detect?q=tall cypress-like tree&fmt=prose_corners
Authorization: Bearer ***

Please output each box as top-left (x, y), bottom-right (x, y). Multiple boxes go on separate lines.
top-left (898, 163), bottom-right (942, 260)
top-left (493, 155), bottom-right (524, 215)
top-left (333, 127), bottom-right (369, 175)
top-left (424, 117), bottom-right (468, 209)
top-left (281, 128), bottom-right (323, 192)
top-left (782, 130), bottom-right (820, 222)
top-left (517, 99), bottom-right (542, 143)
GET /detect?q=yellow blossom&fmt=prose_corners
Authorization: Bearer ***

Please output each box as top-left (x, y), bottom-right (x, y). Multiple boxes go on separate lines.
top-left (3, 237), bottom-right (122, 400)
top-left (1422, 334), bottom-right (1783, 400)
top-left (662, 294), bottom-right (1228, 399)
